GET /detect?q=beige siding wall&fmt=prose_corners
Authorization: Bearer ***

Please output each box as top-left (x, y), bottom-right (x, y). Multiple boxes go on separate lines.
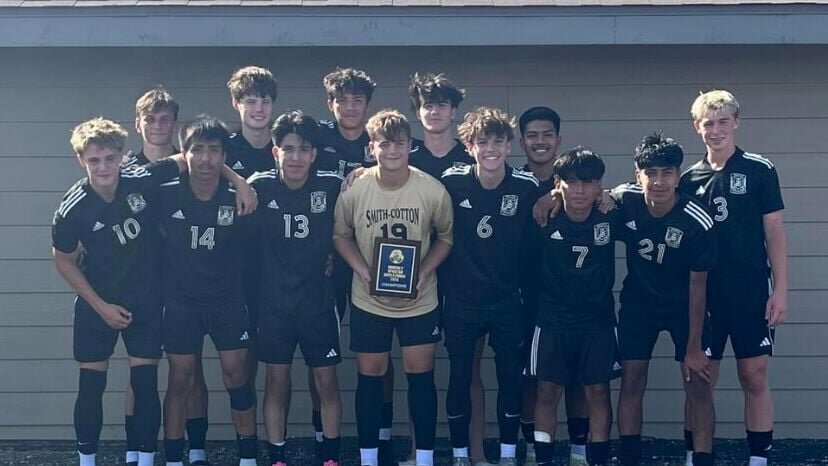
top-left (0, 44), bottom-right (825, 440)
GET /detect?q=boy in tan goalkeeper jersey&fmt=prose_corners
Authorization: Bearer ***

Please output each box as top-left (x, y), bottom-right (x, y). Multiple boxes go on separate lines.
top-left (333, 109), bottom-right (453, 466)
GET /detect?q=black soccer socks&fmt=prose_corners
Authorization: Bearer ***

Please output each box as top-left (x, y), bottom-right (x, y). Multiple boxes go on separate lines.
top-left (75, 368), bottom-right (107, 455)
top-left (407, 370), bottom-right (437, 451)
top-left (130, 364), bottom-right (160, 453)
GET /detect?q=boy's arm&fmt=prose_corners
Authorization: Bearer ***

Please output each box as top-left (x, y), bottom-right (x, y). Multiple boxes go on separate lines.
top-left (684, 270), bottom-right (711, 384)
top-left (222, 165), bottom-right (257, 215)
top-left (763, 211), bottom-right (788, 326)
top-left (52, 247), bottom-right (132, 330)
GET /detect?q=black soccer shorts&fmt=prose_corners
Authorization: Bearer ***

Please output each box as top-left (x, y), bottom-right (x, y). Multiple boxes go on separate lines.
top-left (617, 307), bottom-right (711, 362)
top-left (708, 267), bottom-right (775, 360)
top-left (73, 300), bottom-right (163, 363)
top-left (349, 304), bottom-right (441, 354)
top-left (527, 324), bottom-right (619, 386)
top-left (257, 307), bottom-right (342, 367)
top-left (442, 293), bottom-right (526, 358)
top-left (163, 301), bottom-right (250, 355)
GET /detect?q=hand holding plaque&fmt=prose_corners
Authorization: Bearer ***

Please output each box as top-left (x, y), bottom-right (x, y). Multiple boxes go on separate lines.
top-left (370, 237), bottom-right (421, 299)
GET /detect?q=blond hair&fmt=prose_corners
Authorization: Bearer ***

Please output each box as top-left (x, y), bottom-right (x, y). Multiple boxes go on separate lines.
top-left (366, 109), bottom-right (411, 142)
top-left (691, 89), bottom-right (740, 121)
top-left (70, 117), bottom-right (127, 156)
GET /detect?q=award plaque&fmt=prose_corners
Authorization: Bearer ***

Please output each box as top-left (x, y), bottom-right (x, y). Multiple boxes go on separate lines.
top-left (370, 237), bottom-right (422, 299)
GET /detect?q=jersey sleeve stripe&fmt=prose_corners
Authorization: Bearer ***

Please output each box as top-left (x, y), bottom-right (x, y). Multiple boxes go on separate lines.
top-left (160, 178), bottom-right (181, 187)
top-left (742, 152), bottom-right (774, 169)
top-left (441, 165), bottom-right (471, 177)
top-left (614, 183), bottom-right (643, 193)
top-left (57, 191), bottom-right (87, 217)
top-left (247, 169), bottom-right (277, 183)
top-left (316, 171), bottom-right (345, 181)
top-left (511, 171), bottom-right (540, 186)
top-left (684, 203), bottom-right (713, 230)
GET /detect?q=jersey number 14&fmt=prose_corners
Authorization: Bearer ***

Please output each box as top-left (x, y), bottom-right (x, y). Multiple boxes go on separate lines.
top-left (190, 226), bottom-right (216, 250)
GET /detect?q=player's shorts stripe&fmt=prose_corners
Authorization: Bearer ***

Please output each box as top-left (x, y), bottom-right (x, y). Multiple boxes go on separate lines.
top-left (58, 190), bottom-right (87, 216)
top-left (684, 202), bottom-right (714, 230)
top-left (742, 152), bottom-right (774, 169)
top-left (530, 326), bottom-right (541, 377)
top-left (333, 306), bottom-right (341, 337)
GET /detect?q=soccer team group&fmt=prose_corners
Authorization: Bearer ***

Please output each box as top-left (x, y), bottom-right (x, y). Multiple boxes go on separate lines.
top-left (52, 65), bottom-right (788, 466)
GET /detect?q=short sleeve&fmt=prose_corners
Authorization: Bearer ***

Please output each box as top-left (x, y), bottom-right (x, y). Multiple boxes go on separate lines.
top-left (758, 165), bottom-right (785, 215)
top-left (52, 209), bottom-right (80, 254)
top-left (688, 226), bottom-right (717, 272)
top-left (431, 185), bottom-right (454, 245)
top-left (333, 188), bottom-right (356, 241)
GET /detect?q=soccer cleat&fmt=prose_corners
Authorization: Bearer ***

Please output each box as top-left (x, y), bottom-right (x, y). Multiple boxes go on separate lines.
top-left (398, 460), bottom-right (416, 466)
top-left (495, 458), bottom-right (518, 466)
top-left (191, 461), bottom-right (211, 466)
top-left (127, 462), bottom-right (138, 466)
top-left (452, 458), bottom-right (472, 466)
top-left (569, 453), bottom-right (588, 466)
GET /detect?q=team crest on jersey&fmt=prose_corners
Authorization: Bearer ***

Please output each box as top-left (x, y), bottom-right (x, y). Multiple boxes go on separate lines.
top-left (500, 195), bottom-right (519, 216)
top-left (363, 147), bottom-right (376, 163)
top-left (665, 226), bottom-right (684, 248)
top-left (594, 222), bottom-right (610, 246)
top-left (126, 193), bottom-right (147, 213)
top-left (452, 161), bottom-right (467, 169)
top-left (311, 191), bottom-right (327, 213)
top-left (217, 205), bottom-right (235, 226)
top-left (730, 173), bottom-right (747, 194)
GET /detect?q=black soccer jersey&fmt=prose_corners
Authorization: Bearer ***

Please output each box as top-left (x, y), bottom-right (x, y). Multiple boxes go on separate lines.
top-left (157, 175), bottom-right (248, 309)
top-left (409, 138), bottom-right (473, 180)
top-left (226, 132), bottom-right (276, 180)
top-left (314, 119), bottom-right (373, 176)
top-left (536, 208), bottom-right (621, 330)
top-left (441, 164), bottom-right (541, 306)
top-left (680, 147), bottom-right (784, 273)
top-left (247, 169), bottom-right (343, 316)
top-left (612, 184), bottom-right (717, 312)
top-left (52, 160), bottom-right (180, 308)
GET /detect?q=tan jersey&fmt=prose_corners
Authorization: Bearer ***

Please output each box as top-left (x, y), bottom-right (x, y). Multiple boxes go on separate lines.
top-left (334, 166), bottom-right (453, 318)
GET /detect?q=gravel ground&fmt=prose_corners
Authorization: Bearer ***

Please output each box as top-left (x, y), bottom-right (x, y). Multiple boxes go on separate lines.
top-left (3, 437), bottom-right (827, 465)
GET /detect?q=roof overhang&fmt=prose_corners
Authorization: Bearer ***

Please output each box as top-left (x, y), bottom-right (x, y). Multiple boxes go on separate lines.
top-left (2, 4), bottom-right (828, 47)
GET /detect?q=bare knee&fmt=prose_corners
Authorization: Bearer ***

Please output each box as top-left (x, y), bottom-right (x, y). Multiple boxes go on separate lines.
top-left (537, 382), bottom-right (563, 406)
top-left (738, 363), bottom-right (769, 395)
top-left (314, 367), bottom-right (339, 398)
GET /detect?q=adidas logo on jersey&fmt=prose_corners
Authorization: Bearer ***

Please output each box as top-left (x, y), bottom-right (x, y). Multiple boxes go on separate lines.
top-left (760, 337), bottom-right (773, 347)
top-left (550, 230), bottom-right (563, 240)
top-left (92, 221), bottom-right (105, 232)
top-left (267, 200), bottom-right (279, 209)
top-left (232, 161), bottom-right (245, 170)
top-left (459, 199), bottom-right (472, 209)
top-left (326, 348), bottom-right (338, 358)
top-left (613, 361), bottom-right (622, 371)
top-left (239, 331), bottom-right (250, 341)
top-left (431, 326), bottom-right (440, 336)
top-left (696, 185), bottom-right (706, 196)
top-left (172, 210), bottom-right (186, 220)
top-left (625, 220), bottom-right (637, 230)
